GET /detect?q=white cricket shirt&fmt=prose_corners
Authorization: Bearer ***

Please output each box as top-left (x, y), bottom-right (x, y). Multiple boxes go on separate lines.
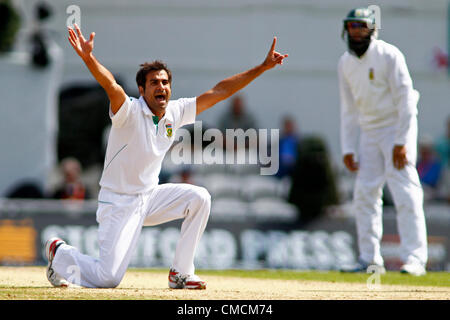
top-left (99, 95), bottom-right (196, 194)
top-left (338, 38), bottom-right (420, 155)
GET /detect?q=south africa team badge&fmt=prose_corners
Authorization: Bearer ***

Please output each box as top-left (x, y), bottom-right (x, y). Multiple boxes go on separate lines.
top-left (369, 68), bottom-right (374, 80)
top-left (166, 124), bottom-right (173, 137)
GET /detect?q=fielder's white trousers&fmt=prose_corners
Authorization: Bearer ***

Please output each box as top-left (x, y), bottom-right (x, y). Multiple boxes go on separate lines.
top-left (353, 122), bottom-right (427, 267)
top-left (52, 183), bottom-right (211, 288)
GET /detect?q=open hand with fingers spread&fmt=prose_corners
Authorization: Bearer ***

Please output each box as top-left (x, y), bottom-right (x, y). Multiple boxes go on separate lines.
top-left (262, 37), bottom-right (289, 71)
top-left (67, 23), bottom-right (95, 60)
top-left (66, 23), bottom-right (126, 114)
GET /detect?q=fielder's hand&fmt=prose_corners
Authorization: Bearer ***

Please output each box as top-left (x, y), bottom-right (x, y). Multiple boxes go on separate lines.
top-left (343, 153), bottom-right (359, 172)
top-left (393, 145), bottom-right (408, 170)
top-left (68, 23), bottom-right (95, 60)
top-left (261, 37), bottom-right (288, 70)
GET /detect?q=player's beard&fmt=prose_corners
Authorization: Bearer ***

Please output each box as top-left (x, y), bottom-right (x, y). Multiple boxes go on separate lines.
top-left (347, 34), bottom-right (372, 58)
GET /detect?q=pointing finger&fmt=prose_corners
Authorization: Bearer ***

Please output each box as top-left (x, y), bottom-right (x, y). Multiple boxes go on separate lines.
top-left (269, 36), bottom-right (277, 53)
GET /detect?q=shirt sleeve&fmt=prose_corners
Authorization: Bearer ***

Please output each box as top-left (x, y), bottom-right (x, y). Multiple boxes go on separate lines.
top-left (176, 97), bottom-right (197, 128)
top-left (387, 47), bottom-right (420, 145)
top-left (109, 96), bottom-right (133, 128)
top-left (338, 59), bottom-right (360, 156)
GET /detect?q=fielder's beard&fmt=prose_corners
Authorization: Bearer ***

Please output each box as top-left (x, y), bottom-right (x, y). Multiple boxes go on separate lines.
top-left (347, 34), bottom-right (372, 58)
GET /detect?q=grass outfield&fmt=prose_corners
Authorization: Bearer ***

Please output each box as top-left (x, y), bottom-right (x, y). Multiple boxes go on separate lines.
top-left (192, 269), bottom-right (450, 287)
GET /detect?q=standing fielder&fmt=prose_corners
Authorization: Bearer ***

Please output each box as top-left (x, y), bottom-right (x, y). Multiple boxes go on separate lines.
top-left (44, 24), bottom-right (288, 289)
top-left (338, 8), bottom-right (427, 276)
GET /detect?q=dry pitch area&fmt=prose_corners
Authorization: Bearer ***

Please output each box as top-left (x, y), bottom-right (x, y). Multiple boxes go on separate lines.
top-left (0, 267), bottom-right (448, 300)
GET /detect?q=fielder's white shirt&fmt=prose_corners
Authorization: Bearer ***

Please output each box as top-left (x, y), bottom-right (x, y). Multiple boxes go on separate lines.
top-left (99, 95), bottom-right (197, 194)
top-left (338, 38), bottom-right (420, 155)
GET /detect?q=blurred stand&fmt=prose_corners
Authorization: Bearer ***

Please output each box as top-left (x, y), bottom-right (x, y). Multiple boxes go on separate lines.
top-left (417, 135), bottom-right (443, 202)
top-left (5, 179), bottom-right (45, 199)
top-left (434, 116), bottom-right (450, 204)
top-left (435, 116), bottom-right (450, 168)
top-left (0, 0), bottom-right (63, 197)
top-left (56, 83), bottom-right (110, 197)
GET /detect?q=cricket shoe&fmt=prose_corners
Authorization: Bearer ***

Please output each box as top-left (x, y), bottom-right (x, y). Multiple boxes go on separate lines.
top-left (45, 237), bottom-right (69, 288)
top-left (340, 259), bottom-right (386, 274)
top-left (400, 263), bottom-right (426, 276)
top-left (168, 268), bottom-right (206, 290)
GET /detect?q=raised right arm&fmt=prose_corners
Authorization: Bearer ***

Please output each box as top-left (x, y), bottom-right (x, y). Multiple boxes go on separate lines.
top-left (68, 24), bottom-right (126, 114)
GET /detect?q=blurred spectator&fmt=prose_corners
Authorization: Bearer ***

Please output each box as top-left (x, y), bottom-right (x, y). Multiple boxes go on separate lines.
top-left (437, 169), bottom-right (450, 204)
top-left (29, 1), bottom-right (53, 68)
top-left (218, 95), bottom-right (258, 151)
top-left (276, 116), bottom-right (301, 178)
top-left (435, 116), bottom-right (450, 168)
top-left (0, 0), bottom-right (21, 53)
top-left (434, 116), bottom-right (450, 203)
top-left (168, 166), bottom-right (197, 185)
top-left (288, 135), bottom-right (339, 226)
top-left (5, 180), bottom-right (44, 199)
top-left (52, 157), bottom-right (90, 200)
top-left (417, 135), bottom-right (443, 201)
top-left (218, 95), bottom-right (257, 132)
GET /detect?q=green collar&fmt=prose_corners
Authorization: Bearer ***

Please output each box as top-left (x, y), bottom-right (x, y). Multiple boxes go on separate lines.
top-left (152, 116), bottom-right (159, 125)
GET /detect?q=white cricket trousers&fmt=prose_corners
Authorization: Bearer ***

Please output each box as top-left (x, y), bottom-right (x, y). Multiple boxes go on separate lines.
top-left (52, 183), bottom-right (211, 288)
top-left (353, 122), bottom-right (427, 267)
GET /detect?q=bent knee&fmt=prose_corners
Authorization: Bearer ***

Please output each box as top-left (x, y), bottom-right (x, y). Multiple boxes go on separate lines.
top-left (102, 279), bottom-right (121, 288)
top-left (193, 186), bottom-right (211, 204)
top-left (98, 270), bottom-right (123, 288)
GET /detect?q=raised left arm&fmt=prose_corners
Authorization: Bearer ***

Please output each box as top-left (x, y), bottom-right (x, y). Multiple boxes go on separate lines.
top-left (196, 37), bottom-right (288, 115)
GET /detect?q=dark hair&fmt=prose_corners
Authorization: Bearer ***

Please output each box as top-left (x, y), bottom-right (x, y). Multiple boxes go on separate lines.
top-left (136, 60), bottom-right (172, 90)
